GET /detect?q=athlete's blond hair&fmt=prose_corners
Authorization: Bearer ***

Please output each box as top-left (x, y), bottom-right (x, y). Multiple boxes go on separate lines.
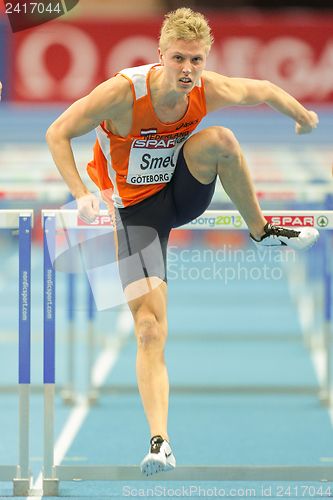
top-left (159, 8), bottom-right (214, 53)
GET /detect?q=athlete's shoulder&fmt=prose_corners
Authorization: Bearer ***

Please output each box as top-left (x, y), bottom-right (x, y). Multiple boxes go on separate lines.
top-left (201, 70), bottom-right (229, 92)
top-left (118, 63), bottom-right (157, 77)
top-left (93, 74), bottom-right (132, 106)
top-left (117, 63), bottom-right (158, 100)
top-left (86, 74), bottom-right (133, 120)
top-left (201, 71), bottom-right (237, 111)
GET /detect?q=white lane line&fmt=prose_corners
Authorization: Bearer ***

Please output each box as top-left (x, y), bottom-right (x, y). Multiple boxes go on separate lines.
top-left (287, 267), bottom-right (333, 462)
top-left (27, 308), bottom-right (132, 498)
top-left (312, 349), bottom-right (326, 388)
top-left (28, 397), bottom-right (89, 498)
top-left (92, 309), bottom-right (133, 388)
top-left (286, 265), bottom-right (326, 387)
top-left (91, 344), bottom-right (122, 388)
top-left (295, 286), bottom-right (333, 428)
top-left (311, 342), bottom-right (333, 464)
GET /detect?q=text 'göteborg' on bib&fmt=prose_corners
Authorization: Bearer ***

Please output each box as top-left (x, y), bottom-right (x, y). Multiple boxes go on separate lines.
top-left (126, 131), bottom-right (190, 185)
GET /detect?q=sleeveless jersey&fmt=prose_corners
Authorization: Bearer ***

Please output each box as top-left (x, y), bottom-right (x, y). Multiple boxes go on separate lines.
top-left (87, 63), bottom-right (207, 208)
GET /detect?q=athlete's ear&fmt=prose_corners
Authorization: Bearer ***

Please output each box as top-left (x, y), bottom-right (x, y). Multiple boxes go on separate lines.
top-left (158, 48), bottom-right (164, 65)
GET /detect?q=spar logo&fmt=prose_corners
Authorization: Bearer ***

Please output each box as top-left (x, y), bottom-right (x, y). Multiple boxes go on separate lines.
top-left (133, 138), bottom-right (177, 149)
top-left (133, 138), bottom-right (177, 171)
top-left (317, 215), bottom-right (328, 228)
top-left (265, 215), bottom-right (314, 227)
top-left (77, 215), bottom-right (113, 227)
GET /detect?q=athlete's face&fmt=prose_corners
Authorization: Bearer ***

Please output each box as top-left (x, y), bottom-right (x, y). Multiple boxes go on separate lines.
top-left (158, 39), bottom-right (208, 93)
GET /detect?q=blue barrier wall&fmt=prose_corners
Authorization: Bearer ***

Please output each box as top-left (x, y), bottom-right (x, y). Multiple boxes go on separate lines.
top-left (0, 18), bottom-right (10, 101)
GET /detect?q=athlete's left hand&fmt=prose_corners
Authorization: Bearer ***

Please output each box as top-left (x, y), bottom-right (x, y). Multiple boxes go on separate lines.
top-left (295, 110), bottom-right (319, 134)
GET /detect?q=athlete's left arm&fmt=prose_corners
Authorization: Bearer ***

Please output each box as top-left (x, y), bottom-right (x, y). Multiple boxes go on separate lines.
top-left (203, 71), bottom-right (318, 134)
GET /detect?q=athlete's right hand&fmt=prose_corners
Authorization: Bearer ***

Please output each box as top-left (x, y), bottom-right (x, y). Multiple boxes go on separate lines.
top-left (76, 193), bottom-right (100, 223)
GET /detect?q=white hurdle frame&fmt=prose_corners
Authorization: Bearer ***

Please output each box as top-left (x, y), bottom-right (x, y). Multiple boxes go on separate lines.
top-left (0, 210), bottom-right (33, 497)
top-left (42, 209), bottom-right (333, 496)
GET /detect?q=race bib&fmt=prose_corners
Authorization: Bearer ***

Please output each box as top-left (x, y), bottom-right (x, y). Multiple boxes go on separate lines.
top-left (126, 134), bottom-right (189, 185)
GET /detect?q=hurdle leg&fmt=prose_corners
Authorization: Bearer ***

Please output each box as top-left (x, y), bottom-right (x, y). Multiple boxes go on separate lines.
top-left (13, 385), bottom-right (32, 496)
top-left (87, 280), bottom-right (98, 404)
top-left (42, 215), bottom-right (59, 496)
top-left (43, 384), bottom-right (59, 496)
top-left (13, 214), bottom-right (33, 496)
top-left (61, 272), bottom-right (76, 404)
top-left (320, 231), bottom-right (332, 405)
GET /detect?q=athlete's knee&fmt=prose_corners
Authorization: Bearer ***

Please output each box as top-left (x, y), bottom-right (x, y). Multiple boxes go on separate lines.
top-left (206, 126), bottom-right (241, 161)
top-left (135, 311), bottom-right (166, 350)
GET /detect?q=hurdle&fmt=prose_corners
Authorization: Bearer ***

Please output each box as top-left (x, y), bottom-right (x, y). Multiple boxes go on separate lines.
top-left (41, 208), bottom-right (333, 495)
top-left (0, 210), bottom-right (33, 496)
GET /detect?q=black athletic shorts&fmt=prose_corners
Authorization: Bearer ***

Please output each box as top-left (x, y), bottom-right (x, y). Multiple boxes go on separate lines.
top-left (115, 146), bottom-right (216, 288)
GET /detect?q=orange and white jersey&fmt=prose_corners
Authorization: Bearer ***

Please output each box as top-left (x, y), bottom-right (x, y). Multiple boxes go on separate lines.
top-left (87, 63), bottom-right (207, 208)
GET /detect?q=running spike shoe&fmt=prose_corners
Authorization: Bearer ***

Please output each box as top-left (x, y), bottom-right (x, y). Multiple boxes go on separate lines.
top-left (140, 435), bottom-right (176, 476)
top-left (250, 223), bottom-right (319, 250)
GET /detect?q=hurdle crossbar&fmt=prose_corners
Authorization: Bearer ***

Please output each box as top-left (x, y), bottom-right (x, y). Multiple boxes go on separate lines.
top-left (54, 464), bottom-right (333, 482)
top-left (41, 209), bottom-right (333, 496)
top-left (0, 209), bottom-right (33, 229)
top-left (0, 210), bottom-right (33, 496)
top-left (42, 209), bottom-right (333, 230)
top-left (89, 383), bottom-right (319, 396)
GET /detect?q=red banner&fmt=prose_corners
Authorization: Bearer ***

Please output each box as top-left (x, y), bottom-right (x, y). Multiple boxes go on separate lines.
top-left (265, 215), bottom-right (315, 227)
top-left (10, 13), bottom-right (333, 103)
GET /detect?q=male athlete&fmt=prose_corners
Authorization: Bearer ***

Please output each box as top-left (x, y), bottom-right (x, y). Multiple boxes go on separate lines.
top-left (46, 8), bottom-right (319, 476)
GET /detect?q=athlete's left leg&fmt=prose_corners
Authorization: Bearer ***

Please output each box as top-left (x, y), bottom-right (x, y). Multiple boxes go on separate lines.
top-left (183, 126), bottom-right (267, 240)
top-left (181, 126), bottom-right (319, 250)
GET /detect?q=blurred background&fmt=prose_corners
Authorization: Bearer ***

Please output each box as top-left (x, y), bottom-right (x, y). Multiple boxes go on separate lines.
top-left (0, 0), bottom-right (332, 209)
top-left (1, 0), bottom-right (333, 103)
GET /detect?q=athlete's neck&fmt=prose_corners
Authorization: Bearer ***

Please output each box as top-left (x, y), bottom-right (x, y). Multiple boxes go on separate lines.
top-left (150, 68), bottom-right (188, 109)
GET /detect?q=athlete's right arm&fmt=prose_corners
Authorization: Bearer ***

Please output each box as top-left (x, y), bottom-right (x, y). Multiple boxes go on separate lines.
top-left (46, 75), bottom-right (131, 221)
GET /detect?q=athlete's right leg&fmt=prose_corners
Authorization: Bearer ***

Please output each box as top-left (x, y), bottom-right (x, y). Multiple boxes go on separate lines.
top-left (124, 277), bottom-right (176, 475)
top-left (113, 187), bottom-right (177, 474)
top-left (124, 277), bottom-right (169, 442)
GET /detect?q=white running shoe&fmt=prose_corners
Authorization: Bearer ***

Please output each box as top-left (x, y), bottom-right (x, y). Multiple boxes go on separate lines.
top-left (250, 223), bottom-right (319, 250)
top-left (140, 435), bottom-right (176, 476)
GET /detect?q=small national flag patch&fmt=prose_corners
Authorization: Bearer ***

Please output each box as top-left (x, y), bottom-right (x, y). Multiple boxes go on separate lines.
top-left (141, 129), bottom-right (157, 135)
